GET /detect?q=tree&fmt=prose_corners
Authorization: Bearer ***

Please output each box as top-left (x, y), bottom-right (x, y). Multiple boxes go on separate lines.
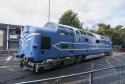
top-left (96, 23), bottom-right (125, 45)
top-left (96, 23), bottom-right (112, 38)
top-left (115, 25), bottom-right (123, 30)
top-left (59, 10), bottom-right (83, 29)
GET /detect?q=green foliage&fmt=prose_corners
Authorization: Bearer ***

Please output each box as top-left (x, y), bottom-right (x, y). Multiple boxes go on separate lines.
top-left (59, 10), bottom-right (83, 29)
top-left (96, 23), bottom-right (125, 45)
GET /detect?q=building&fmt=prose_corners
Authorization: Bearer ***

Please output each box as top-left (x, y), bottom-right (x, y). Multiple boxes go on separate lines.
top-left (0, 23), bottom-right (23, 50)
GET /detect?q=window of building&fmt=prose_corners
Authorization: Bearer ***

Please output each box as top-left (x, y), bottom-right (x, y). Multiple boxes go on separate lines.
top-left (41, 36), bottom-right (51, 49)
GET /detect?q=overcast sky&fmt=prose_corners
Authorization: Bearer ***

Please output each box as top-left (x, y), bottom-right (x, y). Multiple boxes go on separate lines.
top-left (0, 0), bottom-right (125, 27)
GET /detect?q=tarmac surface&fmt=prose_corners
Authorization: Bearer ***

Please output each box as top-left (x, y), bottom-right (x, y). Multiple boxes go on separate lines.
top-left (0, 52), bottom-right (125, 84)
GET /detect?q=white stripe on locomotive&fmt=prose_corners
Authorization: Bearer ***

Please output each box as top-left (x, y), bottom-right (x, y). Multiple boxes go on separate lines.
top-left (52, 42), bottom-right (110, 51)
top-left (21, 33), bottom-right (40, 48)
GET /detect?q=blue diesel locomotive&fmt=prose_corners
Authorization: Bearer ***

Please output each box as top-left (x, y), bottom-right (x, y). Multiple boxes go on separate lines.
top-left (16, 22), bottom-right (112, 72)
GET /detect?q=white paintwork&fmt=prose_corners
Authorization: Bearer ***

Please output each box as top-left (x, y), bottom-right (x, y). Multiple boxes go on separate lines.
top-left (20, 33), bottom-right (40, 48)
top-left (52, 42), bottom-right (110, 51)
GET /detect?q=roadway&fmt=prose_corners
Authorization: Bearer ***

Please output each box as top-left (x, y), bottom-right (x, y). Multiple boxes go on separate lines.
top-left (0, 52), bottom-right (125, 84)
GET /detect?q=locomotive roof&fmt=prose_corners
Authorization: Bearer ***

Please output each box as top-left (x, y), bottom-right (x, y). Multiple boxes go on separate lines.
top-left (44, 22), bottom-right (110, 40)
top-left (24, 22), bottom-right (110, 41)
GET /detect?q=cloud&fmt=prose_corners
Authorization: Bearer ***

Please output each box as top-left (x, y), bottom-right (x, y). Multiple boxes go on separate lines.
top-left (78, 0), bottom-right (125, 27)
top-left (0, 0), bottom-right (125, 27)
top-left (0, 0), bottom-right (49, 26)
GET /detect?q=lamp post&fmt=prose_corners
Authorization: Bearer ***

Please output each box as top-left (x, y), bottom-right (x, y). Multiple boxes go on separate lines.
top-left (48, 0), bottom-right (50, 22)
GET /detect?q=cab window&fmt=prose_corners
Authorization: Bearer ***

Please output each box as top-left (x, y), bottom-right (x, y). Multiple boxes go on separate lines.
top-left (41, 36), bottom-right (51, 49)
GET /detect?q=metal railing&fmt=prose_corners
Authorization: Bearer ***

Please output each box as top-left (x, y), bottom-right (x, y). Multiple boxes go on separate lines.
top-left (16, 64), bottom-right (125, 84)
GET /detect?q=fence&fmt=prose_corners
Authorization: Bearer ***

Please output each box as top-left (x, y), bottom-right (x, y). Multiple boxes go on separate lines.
top-left (16, 64), bottom-right (125, 84)
top-left (0, 50), bottom-right (17, 56)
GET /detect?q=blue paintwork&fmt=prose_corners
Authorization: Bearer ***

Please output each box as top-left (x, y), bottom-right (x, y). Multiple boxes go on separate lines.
top-left (17, 22), bottom-right (112, 62)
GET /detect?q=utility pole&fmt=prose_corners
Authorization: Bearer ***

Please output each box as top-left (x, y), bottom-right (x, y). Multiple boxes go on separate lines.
top-left (48, 0), bottom-right (50, 22)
